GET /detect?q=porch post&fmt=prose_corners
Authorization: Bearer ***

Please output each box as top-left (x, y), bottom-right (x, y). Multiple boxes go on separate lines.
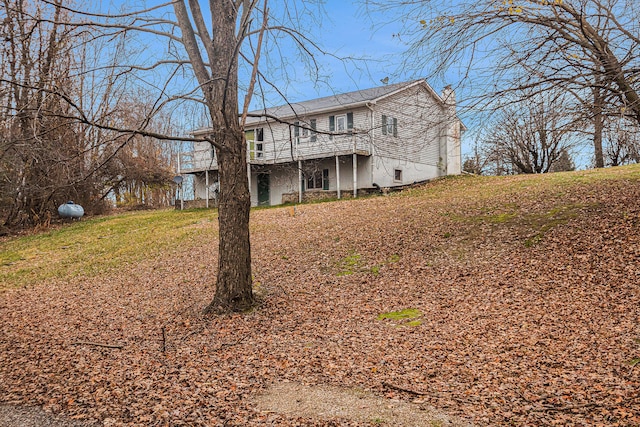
top-left (298, 160), bottom-right (303, 203)
top-left (205, 169), bottom-right (209, 208)
top-left (352, 153), bottom-right (358, 198)
top-left (247, 163), bottom-right (251, 204)
top-left (335, 155), bottom-right (341, 199)
top-left (177, 151), bottom-right (184, 211)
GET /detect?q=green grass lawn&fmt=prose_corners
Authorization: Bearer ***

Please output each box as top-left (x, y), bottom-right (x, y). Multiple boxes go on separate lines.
top-left (0, 209), bottom-right (218, 290)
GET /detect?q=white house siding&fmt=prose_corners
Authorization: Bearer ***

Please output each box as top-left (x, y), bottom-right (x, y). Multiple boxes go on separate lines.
top-left (372, 156), bottom-right (441, 188)
top-left (249, 155), bottom-right (373, 206)
top-left (249, 164), bottom-right (299, 206)
top-left (182, 80), bottom-right (462, 207)
top-left (371, 85), bottom-right (446, 186)
top-left (334, 155), bottom-right (372, 193)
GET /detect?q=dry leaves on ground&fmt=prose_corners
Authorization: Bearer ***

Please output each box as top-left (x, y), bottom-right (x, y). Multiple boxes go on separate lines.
top-left (1, 171), bottom-right (639, 426)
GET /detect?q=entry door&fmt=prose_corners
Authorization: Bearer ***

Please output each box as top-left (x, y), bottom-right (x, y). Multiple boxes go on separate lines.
top-left (257, 173), bottom-right (270, 206)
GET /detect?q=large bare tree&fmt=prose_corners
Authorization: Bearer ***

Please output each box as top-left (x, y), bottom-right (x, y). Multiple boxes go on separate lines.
top-left (40, 0), bottom-right (329, 313)
top-left (366, 0), bottom-right (640, 167)
top-left (3, 0), bottom-right (337, 311)
top-left (0, 0), bottom-right (178, 231)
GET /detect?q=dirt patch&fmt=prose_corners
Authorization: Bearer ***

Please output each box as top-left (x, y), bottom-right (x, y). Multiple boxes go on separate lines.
top-left (253, 382), bottom-right (472, 426)
top-left (0, 405), bottom-right (96, 427)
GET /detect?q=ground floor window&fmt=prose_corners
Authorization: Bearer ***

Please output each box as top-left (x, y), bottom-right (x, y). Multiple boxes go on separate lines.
top-left (306, 169), bottom-right (329, 190)
top-left (394, 169), bottom-right (402, 182)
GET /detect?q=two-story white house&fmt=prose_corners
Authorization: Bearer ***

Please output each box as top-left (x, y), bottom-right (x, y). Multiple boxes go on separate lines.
top-left (180, 79), bottom-right (464, 206)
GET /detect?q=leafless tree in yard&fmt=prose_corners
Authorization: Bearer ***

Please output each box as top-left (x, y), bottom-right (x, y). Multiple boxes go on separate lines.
top-left (481, 92), bottom-right (578, 174)
top-left (603, 115), bottom-right (640, 166)
top-left (0, 0), bottom-right (78, 227)
top-left (37, 0), bottom-right (332, 313)
top-left (365, 0), bottom-right (640, 169)
top-left (462, 141), bottom-right (489, 175)
top-left (173, 0), bottom-right (335, 313)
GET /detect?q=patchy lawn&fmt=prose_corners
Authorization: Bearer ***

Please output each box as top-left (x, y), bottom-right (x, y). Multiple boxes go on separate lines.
top-left (1, 165), bottom-right (639, 426)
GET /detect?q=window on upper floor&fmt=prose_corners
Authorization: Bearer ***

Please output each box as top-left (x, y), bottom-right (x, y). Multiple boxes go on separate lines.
top-left (295, 120), bottom-right (317, 144)
top-left (247, 128), bottom-right (264, 159)
top-left (310, 119), bottom-right (317, 142)
top-left (382, 115), bottom-right (398, 137)
top-left (329, 113), bottom-right (353, 140)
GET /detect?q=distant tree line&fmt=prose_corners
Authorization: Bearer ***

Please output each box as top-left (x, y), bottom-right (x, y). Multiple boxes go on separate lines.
top-left (0, 0), bottom-right (177, 232)
top-left (462, 90), bottom-right (639, 175)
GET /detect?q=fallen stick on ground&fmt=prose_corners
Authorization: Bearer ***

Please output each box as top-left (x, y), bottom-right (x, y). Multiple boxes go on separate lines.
top-left (71, 341), bottom-right (124, 349)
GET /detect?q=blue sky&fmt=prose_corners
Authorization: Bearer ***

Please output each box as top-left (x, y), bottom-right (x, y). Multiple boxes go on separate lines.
top-left (255, 0), bottom-right (444, 101)
top-left (298, 1), bottom-right (407, 94)
top-left (100, 0), bottom-right (471, 151)
top-left (101, 0), bottom-right (456, 106)
top-left (98, 0), bottom-right (614, 169)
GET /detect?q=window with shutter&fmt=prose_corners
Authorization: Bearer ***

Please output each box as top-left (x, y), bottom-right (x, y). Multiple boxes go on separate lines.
top-left (310, 119), bottom-right (317, 142)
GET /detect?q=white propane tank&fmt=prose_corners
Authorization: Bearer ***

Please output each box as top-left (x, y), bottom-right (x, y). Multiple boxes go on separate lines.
top-left (58, 201), bottom-right (84, 219)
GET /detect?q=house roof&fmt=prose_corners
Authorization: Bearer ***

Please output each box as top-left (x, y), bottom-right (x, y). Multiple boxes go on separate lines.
top-left (244, 79), bottom-right (438, 125)
top-left (192, 79), bottom-right (462, 135)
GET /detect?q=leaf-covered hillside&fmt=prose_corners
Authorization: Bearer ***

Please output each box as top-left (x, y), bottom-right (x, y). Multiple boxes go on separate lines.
top-left (1, 165), bottom-right (639, 426)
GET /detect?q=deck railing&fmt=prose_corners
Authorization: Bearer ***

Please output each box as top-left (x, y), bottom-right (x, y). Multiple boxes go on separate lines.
top-left (180, 134), bottom-right (370, 173)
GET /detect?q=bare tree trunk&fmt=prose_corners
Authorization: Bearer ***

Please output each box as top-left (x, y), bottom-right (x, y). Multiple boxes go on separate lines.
top-left (174, 0), bottom-right (253, 313)
top-left (205, 131), bottom-right (253, 313)
top-left (593, 85), bottom-right (605, 168)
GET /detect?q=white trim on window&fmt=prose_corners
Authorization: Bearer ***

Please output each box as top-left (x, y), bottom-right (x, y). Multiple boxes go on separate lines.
top-left (382, 114), bottom-right (398, 137)
top-left (306, 168), bottom-right (329, 190)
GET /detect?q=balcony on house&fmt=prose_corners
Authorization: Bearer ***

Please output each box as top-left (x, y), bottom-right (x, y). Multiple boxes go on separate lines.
top-left (180, 132), bottom-right (371, 173)
top-left (178, 144), bottom-right (218, 173)
top-left (249, 131), bottom-right (371, 163)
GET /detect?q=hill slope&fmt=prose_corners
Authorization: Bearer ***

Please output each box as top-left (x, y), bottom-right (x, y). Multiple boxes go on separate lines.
top-left (1, 166), bottom-right (639, 426)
